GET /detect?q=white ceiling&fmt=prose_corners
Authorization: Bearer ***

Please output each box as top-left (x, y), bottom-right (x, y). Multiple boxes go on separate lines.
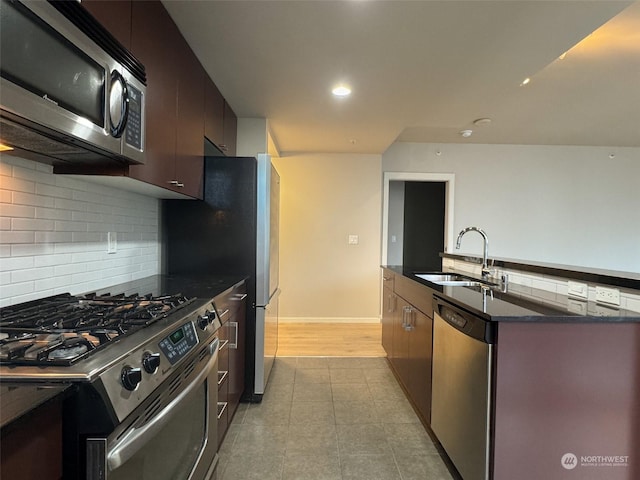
top-left (162, 1), bottom-right (640, 155)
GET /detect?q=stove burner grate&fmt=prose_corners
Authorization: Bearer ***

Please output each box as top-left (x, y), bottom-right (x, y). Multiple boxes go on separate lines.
top-left (0, 292), bottom-right (195, 366)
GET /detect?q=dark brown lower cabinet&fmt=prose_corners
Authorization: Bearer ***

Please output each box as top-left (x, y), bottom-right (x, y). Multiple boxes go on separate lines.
top-left (216, 282), bottom-right (246, 447)
top-left (1, 397), bottom-right (63, 480)
top-left (382, 267), bottom-right (433, 424)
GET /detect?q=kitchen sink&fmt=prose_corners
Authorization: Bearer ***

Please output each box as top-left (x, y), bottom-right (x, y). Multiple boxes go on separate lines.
top-left (414, 273), bottom-right (489, 287)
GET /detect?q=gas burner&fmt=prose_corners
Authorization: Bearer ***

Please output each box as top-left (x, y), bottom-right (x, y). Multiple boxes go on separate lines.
top-left (48, 342), bottom-right (89, 361)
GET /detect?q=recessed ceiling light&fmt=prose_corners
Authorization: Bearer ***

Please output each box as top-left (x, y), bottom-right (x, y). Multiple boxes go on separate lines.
top-left (459, 129), bottom-right (473, 138)
top-left (520, 77), bottom-right (531, 86)
top-left (332, 85), bottom-right (351, 97)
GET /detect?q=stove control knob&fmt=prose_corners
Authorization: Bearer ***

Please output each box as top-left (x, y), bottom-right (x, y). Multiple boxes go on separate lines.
top-left (121, 366), bottom-right (142, 391)
top-left (197, 314), bottom-right (209, 330)
top-left (142, 352), bottom-right (161, 374)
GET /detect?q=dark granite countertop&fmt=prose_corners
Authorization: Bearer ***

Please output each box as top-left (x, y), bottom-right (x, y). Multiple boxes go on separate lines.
top-left (383, 266), bottom-right (640, 323)
top-left (91, 274), bottom-right (247, 300)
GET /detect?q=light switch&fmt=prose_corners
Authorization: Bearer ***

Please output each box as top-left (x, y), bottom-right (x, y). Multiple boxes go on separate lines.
top-left (348, 235), bottom-right (359, 245)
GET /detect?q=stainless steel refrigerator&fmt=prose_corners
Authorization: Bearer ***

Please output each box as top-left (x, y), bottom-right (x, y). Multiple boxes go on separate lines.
top-left (163, 153), bottom-right (280, 401)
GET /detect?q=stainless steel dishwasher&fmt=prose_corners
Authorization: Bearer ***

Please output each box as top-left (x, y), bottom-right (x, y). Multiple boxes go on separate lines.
top-left (431, 296), bottom-right (496, 480)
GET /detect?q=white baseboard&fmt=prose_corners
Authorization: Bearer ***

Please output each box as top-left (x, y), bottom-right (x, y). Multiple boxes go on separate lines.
top-left (278, 317), bottom-right (381, 324)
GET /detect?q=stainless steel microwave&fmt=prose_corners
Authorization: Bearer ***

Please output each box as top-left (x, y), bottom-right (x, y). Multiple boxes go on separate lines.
top-left (0, 0), bottom-right (146, 166)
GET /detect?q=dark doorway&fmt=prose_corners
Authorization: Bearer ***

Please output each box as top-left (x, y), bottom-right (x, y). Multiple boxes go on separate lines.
top-left (402, 182), bottom-right (446, 270)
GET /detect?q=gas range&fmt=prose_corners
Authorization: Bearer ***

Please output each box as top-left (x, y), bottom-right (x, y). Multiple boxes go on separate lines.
top-left (0, 290), bottom-right (222, 423)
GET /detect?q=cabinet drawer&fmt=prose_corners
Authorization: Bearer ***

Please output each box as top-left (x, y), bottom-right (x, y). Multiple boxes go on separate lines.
top-left (395, 274), bottom-right (433, 318)
top-left (382, 269), bottom-right (395, 290)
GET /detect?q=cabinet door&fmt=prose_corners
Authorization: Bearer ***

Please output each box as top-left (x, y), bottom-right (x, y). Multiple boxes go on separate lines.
top-left (222, 101), bottom-right (237, 156)
top-left (227, 292), bottom-right (246, 418)
top-left (129, 1), bottom-right (177, 190)
top-left (205, 78), bottom-right (225, 148)
top-left (392, 301), bottom-right (411, 386)
top-left (175, 37), bottom-right (205, 198)
top-left (217, 323), bottom-right (230, 447)
top-left (1, 397), bottom-right (63, 480)
top-left (381, 285), bottom-right (395, 356)
top-left (81, 0), bottom-right (132, 50)
top-left (407, 307), bottom-right (433, 423)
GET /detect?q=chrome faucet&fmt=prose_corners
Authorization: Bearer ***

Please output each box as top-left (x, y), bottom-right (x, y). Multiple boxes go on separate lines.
top-left (455, 227), bottom-right (491, 277)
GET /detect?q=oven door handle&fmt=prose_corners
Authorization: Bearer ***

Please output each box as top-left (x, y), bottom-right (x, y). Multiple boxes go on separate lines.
top-left (106, 338), bottom-right (219, 471)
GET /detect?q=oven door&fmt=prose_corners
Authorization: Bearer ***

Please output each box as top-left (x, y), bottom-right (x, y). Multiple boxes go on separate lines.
top-left (87, 338), bottom-right (219, 480)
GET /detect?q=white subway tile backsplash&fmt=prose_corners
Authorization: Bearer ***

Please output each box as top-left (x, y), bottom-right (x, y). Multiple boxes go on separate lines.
top-left (34, 253), bottom-right (73, 267)
top-left (54, 220), bottom-right (90, 232)
top-left (1, 155), bottom-right (161, 306)
top-left (0, 231), bottom-right (36, 244)
top-left (34, 275), bottom-right (73, 291)
top-left (54, 263), bottom-right (87, 276)
top-left (0, 203), bottom-right (36, 218)
top-left (0, 190), bottom-right (12, 203)
top-left (12, 191), bottom-right (55, 207)
top-left (35, 231), bottom-right (74, 244)
top-left (35, 183), bottom-right (74, 199)
top-left (11, 267), bottom-right (55, 283)
top-left (54, 197), bottom-right (87, 211)
top-left (1, 281), bottom-right (35, 298)
top-left (12, 218), bottom-right (55, 231)
top-left (71, 232), bottom-right (102, 242)
top-left (11, 243), bottom-right (55, 257)
top-left (0, 175), bottom-right (35, 194)
top-left (12, 165), bottom-right (57, 186)
top-left (35, 207), bottom-right (73, 220)
top-left (449, 257), bottom-right (640, 314)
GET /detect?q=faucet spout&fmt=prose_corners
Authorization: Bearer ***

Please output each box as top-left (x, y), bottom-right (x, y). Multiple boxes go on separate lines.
top-left (455, 226), bottom-right (490, 277)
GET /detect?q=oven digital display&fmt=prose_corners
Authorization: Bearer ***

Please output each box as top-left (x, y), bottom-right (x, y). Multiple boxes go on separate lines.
top-left (169, 329), bottom-right (185, 344)
top-left (158, 322), bottom-right (198, 365)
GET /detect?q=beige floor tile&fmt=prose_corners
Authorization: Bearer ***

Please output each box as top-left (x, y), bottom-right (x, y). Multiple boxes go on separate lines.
top-left (282, 454), bottom-right (342, 480)
top-left (394, 453), bottom-right (456, 480)
top-left (292, 382), bottom-right (332, 402)
top-left (340, 454), bottom-right (401, 480)
top-left (330, 383), bottom-right (373, 402)
top-left (289, 401), bottom-right (335, 425)
top-left (336, 424), bottom-right (390, 455)
top-left (329, 368), bottom-right (367, 384)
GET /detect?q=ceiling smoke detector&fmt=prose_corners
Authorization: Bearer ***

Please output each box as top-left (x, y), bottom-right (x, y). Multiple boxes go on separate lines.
top-left (473, 118), bottom-right (492, 126)
top-left (459, 129), bottom-right (473, 138)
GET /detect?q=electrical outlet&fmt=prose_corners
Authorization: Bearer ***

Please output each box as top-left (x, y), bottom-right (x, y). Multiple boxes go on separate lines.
top-left (107, 232), bottom-right (117, 254)
top-left (567, 299), bottom-right (587, 315)
top-left (595, 286), bottom-right (620, 307)
top-left (567, 281), bottom-right (588, 299)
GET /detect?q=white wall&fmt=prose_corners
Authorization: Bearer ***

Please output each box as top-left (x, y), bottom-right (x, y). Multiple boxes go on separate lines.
top-left (383, 143), bottom-right (640, 274)
top-left (387, 181), bottom-right (405, 265)
top-left (0, 155), bottom-right (161, 307)
top-left (272, 153), bottom-right (382, 322)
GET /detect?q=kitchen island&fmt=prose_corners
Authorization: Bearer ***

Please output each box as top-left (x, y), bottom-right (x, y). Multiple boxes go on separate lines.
top-left (382, 265), bottom-right (640, 480)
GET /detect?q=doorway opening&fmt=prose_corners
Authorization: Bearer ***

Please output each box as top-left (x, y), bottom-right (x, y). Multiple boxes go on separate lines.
top-left (382, 172), bottom-right (455, 269)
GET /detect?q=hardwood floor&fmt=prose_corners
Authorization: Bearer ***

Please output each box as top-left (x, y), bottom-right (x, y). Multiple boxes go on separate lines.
top-left (277, 322), bottom-right (386, 357)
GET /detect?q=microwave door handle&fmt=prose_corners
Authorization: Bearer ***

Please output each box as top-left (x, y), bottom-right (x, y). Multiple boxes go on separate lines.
top-left (109, 70), bottom-right (129, 138)
top-left (106, 339), bottom-right (219, 471)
